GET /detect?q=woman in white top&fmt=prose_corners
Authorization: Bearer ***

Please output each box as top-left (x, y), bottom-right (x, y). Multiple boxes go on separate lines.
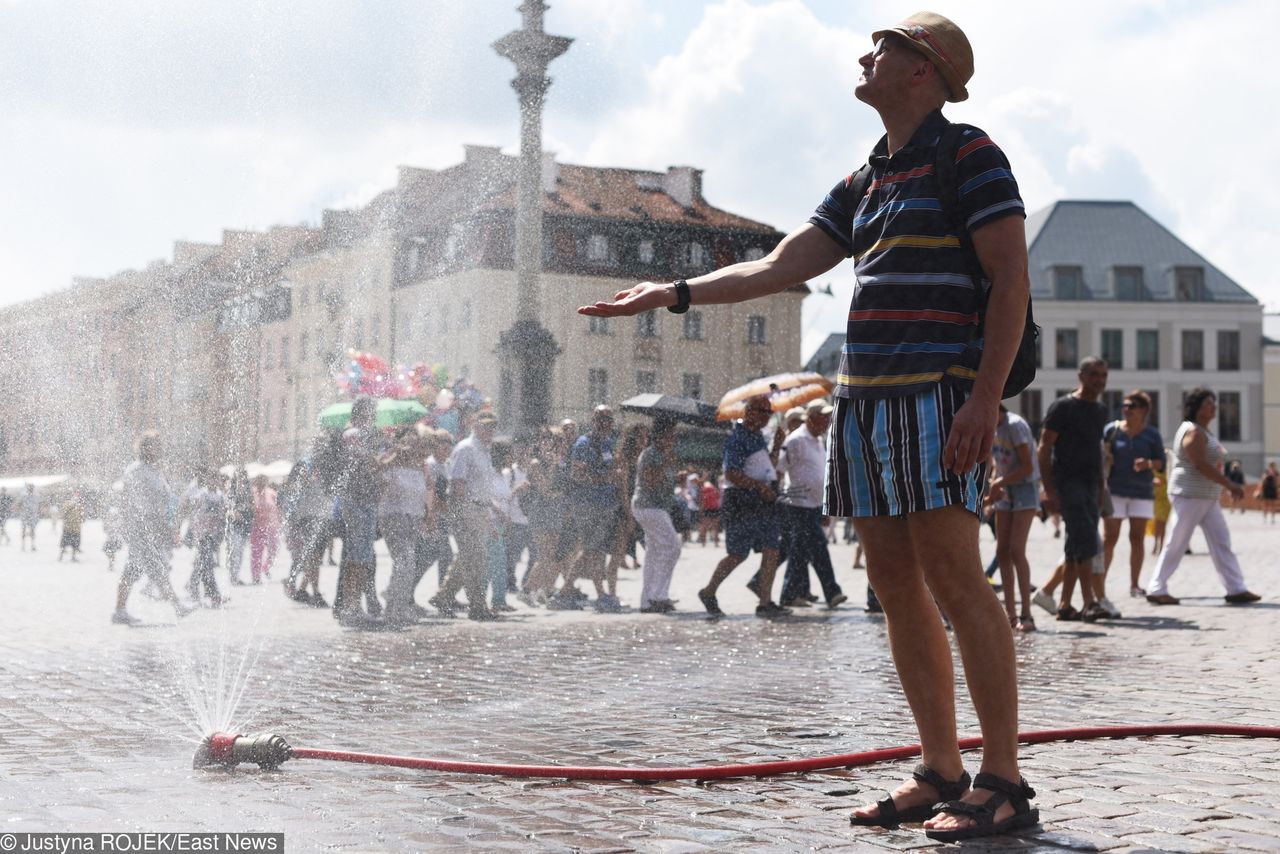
top-left (379, 431), bottom-right (431, 620)
top-left (1146, 388), bottom-right (1261, 605)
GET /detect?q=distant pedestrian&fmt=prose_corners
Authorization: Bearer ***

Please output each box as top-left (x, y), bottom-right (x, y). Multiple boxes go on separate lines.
top-left (19, 483), bottom-right (39, 551)
top-left (249, 475), bottom-right (281, 584)
top-left (112, 432), bottom-right (194, 625)
top-left (772, 399), bottom-right (845, 609)
top-left (1225, 460), bottom-right (1246, 513)
top-left (988, 405), bottom-right (1039, 631)
top-left (334, 397), bottom-right (383, 621)
top-left (630, 419), bottom-right (682, 613)
top-left (698, 394), bottom-right (788, 619)
top-left (1146, 388), bottom-right (1260, 605)
top-left (58, 492), bottom-right (85, 562)
top-left (1101, 391), bottom-right (1163, 598)
top-left (1038, 358), bottom-right (1110, 622)
top-left (180, 468), bottom-right (225, 608)
top-left (224, 468), bottom-right (253, 586)
top-left (0, 487), bottom-right (12, 545)
top-left (431, 409), bottom-right (500, 621)
top-left (1259, 461), bottom-right (1279, 523)
top-left (379, 429), bottom-right (431, 621)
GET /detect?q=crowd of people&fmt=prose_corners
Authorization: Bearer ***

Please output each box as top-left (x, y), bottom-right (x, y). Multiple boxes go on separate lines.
top-left (985, 357), bottom-right (1264, 634)
top-left (92, 391), bottom-right (848, 625)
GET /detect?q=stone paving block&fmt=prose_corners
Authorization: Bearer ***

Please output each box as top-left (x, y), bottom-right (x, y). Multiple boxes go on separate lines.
top-left (1115, 832), bottom-right (1225, 852)
top-left (1187, 827), bottom-right (1280, 851)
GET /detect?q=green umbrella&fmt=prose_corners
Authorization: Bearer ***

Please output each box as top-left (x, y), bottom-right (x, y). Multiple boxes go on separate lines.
top-left (317, 398), bottom-right (430, 430)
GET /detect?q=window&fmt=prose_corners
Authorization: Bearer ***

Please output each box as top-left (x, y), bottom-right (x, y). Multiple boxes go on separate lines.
top-left (743, 247), bottom-right (766, 262)
top-left (683, 311), bottom-right (703, 340)
top-left (747, 315), bottom-right (767, 345)
top-left (1019, 389), bottom-right (1043, 435)
top-left (1181, 329), bottom-right (1204, 370)
top-left (1147, 391), bottom-right (1160, 429)
top-left (682, 373), bottom-right (703, 400)
top-left (1053, 266), bottom-right (1084, 300)
top-left (1113, 266), bottom-right (1145, 301)
top-left (1175, 266), bottom-right (1204, 302)
top-left (300, 285), bottom-right (310, 307)
top-left (1137, 329), bottom-right (1159, 370)
top-left (588, 368), bottom-right (608, 405)
top-left (1218, 391), bottom-right (1241, 441)
top-left (280, 336), bottom-right (290, 369)
top-left (1101, 329), bottom-right (1123, 369)
top-left (371, 315), bottom-right (382, 348)
top-left (1102, 390), bottom-right (1124, 422)
top-left (637, 313), bottom-right (659, 338)
top-left (461, 301), bottom-right (472, 330)
top-left (1054, 329), bottom-right (1078, 369)
top-left (586, 234), bottom-right (609, 262)
top-left (296, 395), bottom-right (308, 430)
top-left (1217, 330), bottom-right (1240, 371)
top-left (262, 339), bottom-right (274, 370)
top-left (263, 400), bottom-right (272, 433)
top-left (278, 396), bottom-right (287, 432)
top-left (637, 240), bottom-right (655, 264)
top-left (588, 316), bottom-right (610, 335)
top-left (299, 332), bottom-right (309, 368)
top-left (685, 242), bottom-right (707, 270)
top-left (636, 371), bottom-right (657, 395)
top-left (438, 306), bottom-right (449, 334)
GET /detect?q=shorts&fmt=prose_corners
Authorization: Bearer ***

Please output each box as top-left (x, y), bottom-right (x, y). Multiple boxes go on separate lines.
top-left (60, 530), bottom-right (82, 549)
top-left (557, 506), bottom-right (620, 557)
top-left (826, 382), bottom-right (986, 518)
top-left (722, 491), bottom-right (782, 557)
top-left (1109, 495), bottom-right (1154, 519)
top-left (339, 502), bottom-right (378, 565)
top-left (993, 480), bottom-right (1040, 513)
top-left (1057, 477), bottom-right (1101, 562)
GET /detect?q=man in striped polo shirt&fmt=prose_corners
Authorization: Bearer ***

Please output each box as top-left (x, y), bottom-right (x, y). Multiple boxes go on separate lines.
top-left (579, 12), bottom-right (1034, 841)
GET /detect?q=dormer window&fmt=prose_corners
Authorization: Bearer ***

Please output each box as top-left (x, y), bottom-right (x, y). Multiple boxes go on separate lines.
top-left (637, 240), bottom-right (655, 264)
top-left (1175, 266), bottom-right (1204, 301)
top-left (1052, 266), bottom-right (1084, 300)
top-left (1113, 266), bottom-right (1144, 300)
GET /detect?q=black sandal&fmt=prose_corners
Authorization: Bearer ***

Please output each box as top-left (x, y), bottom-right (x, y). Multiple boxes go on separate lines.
top-left (849, 763), bottom-right (971, 827)
top-left (923, 771), bottom-right (1039, 842)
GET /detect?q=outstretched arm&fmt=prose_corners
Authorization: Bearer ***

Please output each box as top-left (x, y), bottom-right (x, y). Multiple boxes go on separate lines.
top-left (577, 223), bottom-right (846, 317)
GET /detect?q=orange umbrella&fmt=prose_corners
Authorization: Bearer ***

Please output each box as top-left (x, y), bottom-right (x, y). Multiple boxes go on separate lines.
top-left (715, 372), bottom-right (834, 422)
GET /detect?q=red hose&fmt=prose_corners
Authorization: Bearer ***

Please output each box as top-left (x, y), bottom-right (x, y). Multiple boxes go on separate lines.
top-left (289, 723), bottom-right (1280, 782)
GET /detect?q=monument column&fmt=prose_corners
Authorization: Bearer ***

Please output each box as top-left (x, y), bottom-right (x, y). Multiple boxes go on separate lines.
top-left (493, 1), bottom-right (571, 435)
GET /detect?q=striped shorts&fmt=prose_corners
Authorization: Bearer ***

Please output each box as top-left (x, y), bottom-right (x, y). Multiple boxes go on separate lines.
top-left (824, 382), bottom-right (986, 519)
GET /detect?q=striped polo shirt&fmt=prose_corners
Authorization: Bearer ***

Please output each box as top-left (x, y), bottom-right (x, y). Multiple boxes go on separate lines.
top-left (809, 110), bottom-right (1024, 400)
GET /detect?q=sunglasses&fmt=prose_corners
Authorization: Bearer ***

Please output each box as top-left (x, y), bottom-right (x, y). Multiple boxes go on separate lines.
top-left (1121, 402), bottom-right (1147, 410)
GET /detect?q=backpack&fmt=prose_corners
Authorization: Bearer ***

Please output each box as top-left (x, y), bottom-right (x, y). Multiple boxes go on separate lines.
top-left (846, 122), bottom-right (1039, 400)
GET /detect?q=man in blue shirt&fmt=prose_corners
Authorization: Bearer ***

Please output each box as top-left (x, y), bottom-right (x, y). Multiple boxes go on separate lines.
top-left (558, 405), bottom-right (622, 611)
top-left (579, 12), bottom-right (1035, 841)
top-left (697, 394), bottom-right (789, 619)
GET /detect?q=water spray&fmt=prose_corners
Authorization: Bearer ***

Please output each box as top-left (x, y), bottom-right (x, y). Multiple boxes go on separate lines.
top-left (194, 723), bottom-right (1280, 781)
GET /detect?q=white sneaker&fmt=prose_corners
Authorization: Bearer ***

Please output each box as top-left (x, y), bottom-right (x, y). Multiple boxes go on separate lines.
top-left (1098, 596), bottom-right (1122, 619)
top-left (111, 609), bottom-right (140, 626)
top-left (1033, 590), bottom-right (1056, 614)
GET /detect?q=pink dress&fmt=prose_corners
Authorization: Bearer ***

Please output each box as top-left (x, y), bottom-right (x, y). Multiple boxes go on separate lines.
top-left (250, 486), bottom-right (281, 582)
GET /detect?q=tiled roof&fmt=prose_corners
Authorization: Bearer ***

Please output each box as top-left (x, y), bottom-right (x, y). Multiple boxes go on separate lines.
top-left (1025, 200), bottom-right (1255, 303)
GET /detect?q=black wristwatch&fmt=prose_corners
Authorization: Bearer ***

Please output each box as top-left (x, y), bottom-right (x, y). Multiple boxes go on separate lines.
top-left (666, 279), bottom-right (691, 314)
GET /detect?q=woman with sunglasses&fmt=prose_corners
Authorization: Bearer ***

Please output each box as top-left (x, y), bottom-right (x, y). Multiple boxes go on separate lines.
top-left (1101, 391), bottom-right (1164, 600)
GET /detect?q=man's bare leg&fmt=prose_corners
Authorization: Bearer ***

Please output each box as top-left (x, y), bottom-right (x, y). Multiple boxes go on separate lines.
top-left (911, 507), bottom-right (1021, 832)
top-left (850, 513), bottom-right (966, 821)
top-left (850, 507), bottom-right (1023, 832)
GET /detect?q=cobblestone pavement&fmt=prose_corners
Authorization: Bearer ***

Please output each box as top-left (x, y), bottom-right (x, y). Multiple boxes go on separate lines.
top-left (0, 512), bottom-right (1276, 852)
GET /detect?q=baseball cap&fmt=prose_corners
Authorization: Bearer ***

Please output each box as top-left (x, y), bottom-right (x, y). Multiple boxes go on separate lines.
top-left (872, 11), bottom-right (973, 102)
top-left (784, 406), bottom-right (806, 423)
top-left (475, 410), bottom-right (498, 425)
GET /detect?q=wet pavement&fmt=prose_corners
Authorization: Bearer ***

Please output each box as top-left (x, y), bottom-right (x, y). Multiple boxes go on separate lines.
top-left (0, 512), bottom-right (1277, 852)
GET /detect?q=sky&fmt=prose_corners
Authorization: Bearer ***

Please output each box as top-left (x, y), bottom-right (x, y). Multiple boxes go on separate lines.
top-left (2, 0), bottom-right (1277, 360)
